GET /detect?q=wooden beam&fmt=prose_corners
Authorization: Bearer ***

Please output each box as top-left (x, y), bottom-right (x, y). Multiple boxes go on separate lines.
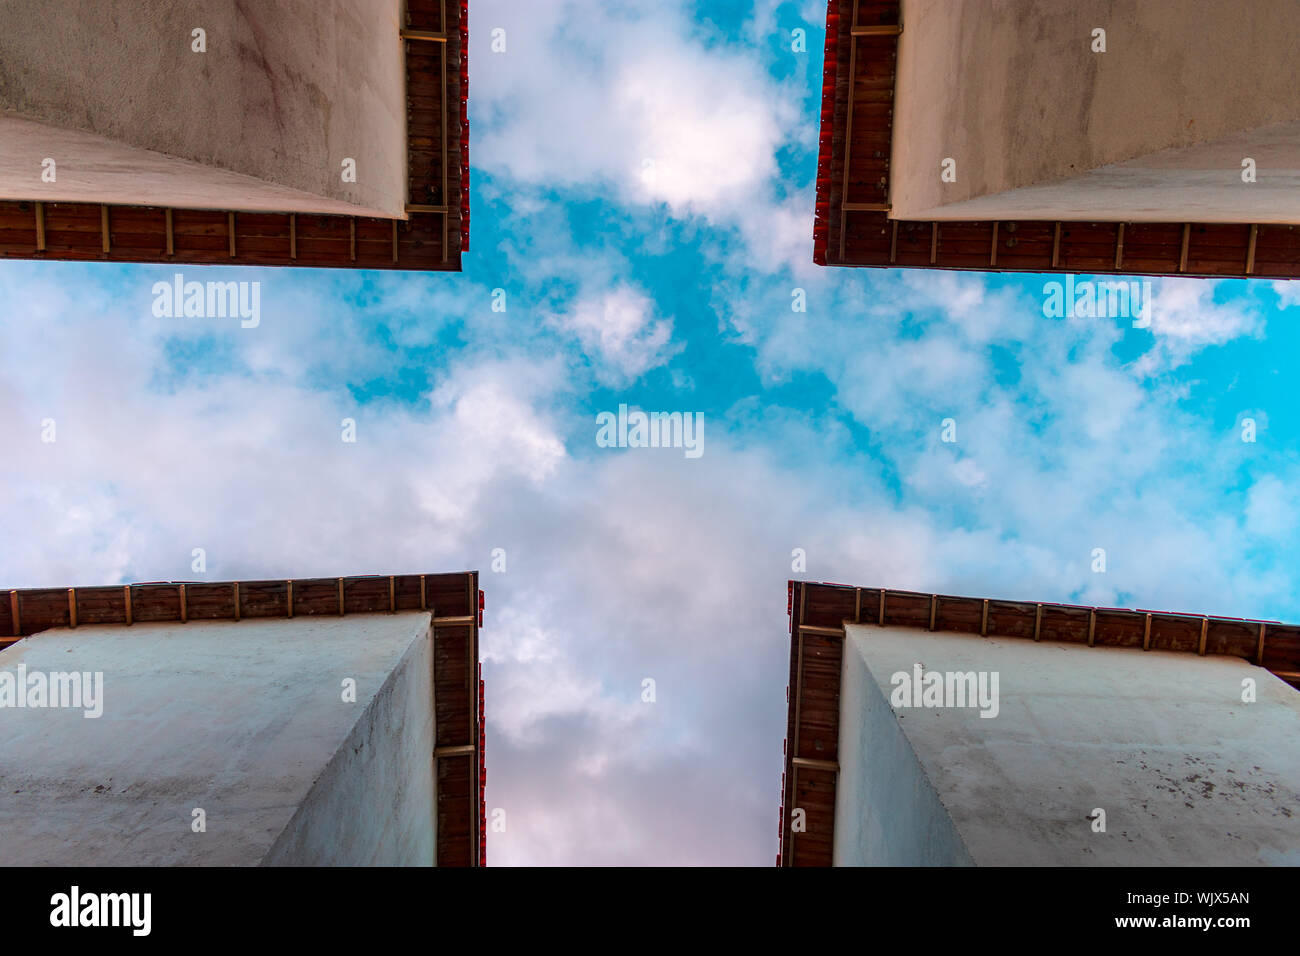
top-left (67, 588), bottom-right (77, 629)
top-left (349, 218), bottom-right (356, 261)
top-left (165, 208), bottom-right (174, 256)
top-left (1051, 222), bottom-right (1061, 269)
top-left (1142, 612), bottom-right (1152, 651)
top-left (929, 594), bottom-right (937, 631)
top-left (1198, 617), bottom-right (1208, 656)
top-left (9, 590), bottom-right (19, 636)
top-left (1114, 222), bottom-right (1125, 270)
top-left (1088, 609), bottom-right (1096, 646)
top-left (406, 204), bottom-right (450, 214)
top-left (34, 202), bottom-right (45, 251)
top-left (420, 574), bottom-right (428, 612)
top-left (434, 744), bottom-right (475, 757)
top-left (100, 206), bottom-right (110, 253)
top-left (228, 212), bottom-right (237, 258)
top-left (878, 589), bottom-right (886, 626)
top-left (441, 7), bottom-right (450, 265)
top-left (842, 202), bottom-right (890, 212)
top-left (290, 213), bottom-right (297, 260)
top-left (929, 222), bottom-right (938, 264)
top-left (389, 575), bottom-right (396, 613)
top-left (433, 614), bottom-right (476, 625)
top-left (392, 219), bottom-right (399, 264)
top-left (854, 587), bottom-right (862, 624)
top-left (837, 0), bottom-right (861, 264)
top-left (851, 24), bottom-right (902, 36)
top-left (178, 584), bottom-right (187, 623)
top-left (889, 220), bottom-right (898, 263)
top-left (286, 580), bottom-right (294, 618)
top-left (989, 221), bottom-right (998, 266)
top-left (401, 29), bottom-right (447, 42)
top-left (124, 585), bottom-right (133, 626)
top-left (1179, 223), bottom-right (1190, 272)
top-left (1256, 622), bottom-right (1267, 665)
top-left (232, 582), bottom-right (240, 621)
top-left (980, 599), bottom-right (989, 637)
top-left (798, 624), bottom-right (844, 637)
top-left (1246, 224), bottom-right (1258, 275)
top-left (792, 756), bottom-right (839, 772)
top-left (338, 577), bottom-right (346, 615)
top-left (1033, 603), bottom-right (1042, 641)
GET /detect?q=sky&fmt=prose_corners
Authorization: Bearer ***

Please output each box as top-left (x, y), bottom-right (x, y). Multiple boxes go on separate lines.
top-left (3, 0), bottom-right (1300, 865)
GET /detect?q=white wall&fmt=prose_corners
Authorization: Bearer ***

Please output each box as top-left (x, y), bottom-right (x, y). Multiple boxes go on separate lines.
top-left (836, 623), bottom-right (1300, 865)
top-left (0, 612), bottom-right (435, 865)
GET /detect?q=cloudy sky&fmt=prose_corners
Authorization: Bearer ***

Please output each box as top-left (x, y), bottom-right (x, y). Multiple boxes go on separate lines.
top-left (3, 0), bottom-right (1300, 865)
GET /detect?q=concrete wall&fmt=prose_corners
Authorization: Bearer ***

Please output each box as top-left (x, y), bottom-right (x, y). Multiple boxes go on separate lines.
top-left (0, 612), bottom-right (435, 866)
top-left (833, 626), bottom-right (975, 866)
top-left (892, 0), bottom-right (1300, 222)
top-left (0, 0), bottom-right (406, 217)
top-left (261, 621), bottom-right (435, 865)
top-left (837, 624), bottom-right (1300, 866)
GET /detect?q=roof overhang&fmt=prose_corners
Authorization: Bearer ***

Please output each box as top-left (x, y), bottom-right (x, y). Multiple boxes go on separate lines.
top-left (778, 580), bottom-right (1300, 866)
top-left (0, 1), bottom-right (468, 271)
top-left (1, 570), bottom-right (486, 866)
top-left (815, 0), bottom-right (1300, 279)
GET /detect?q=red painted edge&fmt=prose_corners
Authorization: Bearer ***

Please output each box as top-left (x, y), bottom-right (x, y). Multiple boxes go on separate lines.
top-left (460, 0), bottom-right (471, 252)
top-left (812, 0), bottom-right (841, 266)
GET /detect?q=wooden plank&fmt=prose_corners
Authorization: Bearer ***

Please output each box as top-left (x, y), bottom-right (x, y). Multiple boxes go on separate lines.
top-left (837, 1), bottom-right (861, 264)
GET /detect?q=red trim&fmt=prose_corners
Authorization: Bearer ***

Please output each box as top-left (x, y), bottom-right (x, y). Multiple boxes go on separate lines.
top-left (459, 0), bottom-right (471, 252)
top-left (478, 664), bottom-right (486, 866)
top-left (812, 0), bottom-right (842, 266)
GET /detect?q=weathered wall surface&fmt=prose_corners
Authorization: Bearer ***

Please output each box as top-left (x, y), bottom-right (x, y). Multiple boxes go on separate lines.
top-left (834, 627), bottom-right (975, 866)
top-left (262, 622), bottom-right (435, 865)
top-left (838, 624), bottom-right (1300, 866)
top-left (892, 0), bottom-right (1300, 221)
top-left (0, 612), bottom-right (433, 865)
top-left (0, 0), bottom-right (405, 217)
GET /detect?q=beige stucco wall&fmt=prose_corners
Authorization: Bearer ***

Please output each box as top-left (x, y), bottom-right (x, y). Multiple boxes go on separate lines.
top-left (892, 0), bottom-right (1300, 222)
top-left (0, 0), bottom-right (406, 217)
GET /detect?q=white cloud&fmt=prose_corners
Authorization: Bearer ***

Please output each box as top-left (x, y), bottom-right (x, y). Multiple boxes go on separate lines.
top-left (558, 285), bottom-right (681, 384)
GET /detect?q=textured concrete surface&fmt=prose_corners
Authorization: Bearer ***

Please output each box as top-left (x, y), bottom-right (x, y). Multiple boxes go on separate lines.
top-left (0, 0), bottom-right (405, 217)
top-left (892, 0), bottom-right (1300, 222)
top-left (833, 626), bottom-right (974, 866)
top-left (0, 613), bottom-right (434, 865)
top-left (838, 624), bottom-right (1300, 866)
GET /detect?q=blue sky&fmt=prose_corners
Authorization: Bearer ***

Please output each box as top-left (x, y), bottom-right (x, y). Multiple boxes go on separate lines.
top-left (3, 0), bottom-right (1300, 864)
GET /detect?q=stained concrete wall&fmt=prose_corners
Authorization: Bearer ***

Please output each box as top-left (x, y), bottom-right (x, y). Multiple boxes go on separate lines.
top-left (0, 612), bottom-right (435, 866)
top-left (0, 0), bottom-right (406, 217)
top-left (836, 624), bottom-right (1300, 866)
top-left (833, 626), bottom-right (975, 866)
top-left (892, 0), bottom-right (1300, 222)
